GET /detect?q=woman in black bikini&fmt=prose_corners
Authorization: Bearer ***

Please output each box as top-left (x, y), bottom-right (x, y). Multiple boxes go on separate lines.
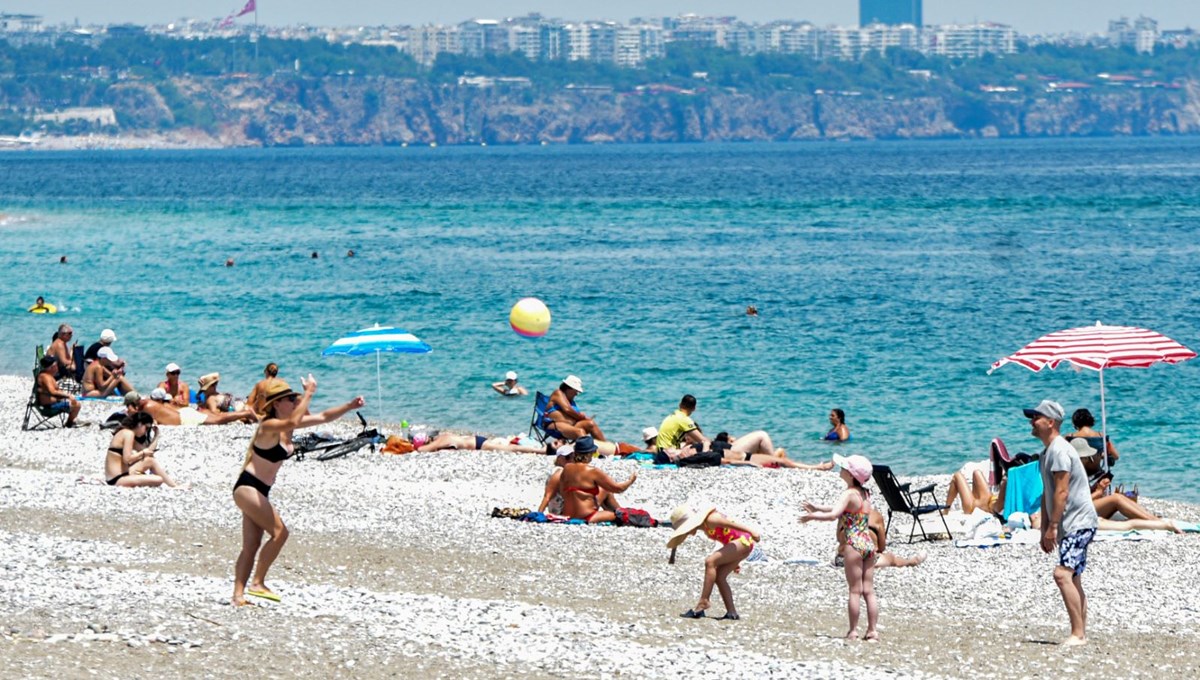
top-left (104, 412), bottom-right (183, 488)
top-left (231, 375), bottom-right (364, 606)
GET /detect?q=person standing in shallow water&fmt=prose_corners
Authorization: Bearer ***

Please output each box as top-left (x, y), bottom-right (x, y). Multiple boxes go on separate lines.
top-left (1026, 399), bottom-right (1099, 647)
top-left (231, 375), bottom-right (364, 606)
top-left (825, 409), bottom-right (850, 442)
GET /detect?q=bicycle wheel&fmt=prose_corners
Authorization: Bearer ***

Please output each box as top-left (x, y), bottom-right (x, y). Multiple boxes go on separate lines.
top-left (315, 438), bottom-right (371, 461)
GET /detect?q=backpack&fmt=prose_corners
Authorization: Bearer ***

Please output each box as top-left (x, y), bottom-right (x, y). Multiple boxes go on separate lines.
top-left (613, 507), bottom-right (658, 528)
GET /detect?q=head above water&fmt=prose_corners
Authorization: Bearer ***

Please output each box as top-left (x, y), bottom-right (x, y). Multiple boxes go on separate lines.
top-left (830, 408), bottom-right (846, 425)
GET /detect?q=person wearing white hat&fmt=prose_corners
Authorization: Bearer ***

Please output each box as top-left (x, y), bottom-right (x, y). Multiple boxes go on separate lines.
top-left (800, 453), bottom-right (880, 641)
top-left (491, 370), bottom-right (528, 397)
top-left (157, 362), bottom-right (190, 407)
top-left (82, 345), bottom-right (133, 398)
top-left (83, 328), bottom-right (118, 366)
top-left (545, 375), bottom-right (606, 441)
top-left (668, 504), bottom-right (760, 621)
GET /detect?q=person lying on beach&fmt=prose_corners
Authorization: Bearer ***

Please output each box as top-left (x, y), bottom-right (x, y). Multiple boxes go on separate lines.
top-left (82, 347), bottom-right (134, 398)
top-left (545, 375), bottom-right (606, 441)
top-left (492, 371), bottom-right (528, 397)
top-left (35, 355), bottom-right (81, 427)
top-left (554, 437), bottom-right (637, 523)
top-left (231, 376), bottom-right (365, 606)
top-left (104, 411), bottom-right (185, 488)
top-left (137, 389), bottom-right (256, 426)
top-left (417, 432), bottom-right (548, 454)
top-left (716, 432), bottom-right (835, 470)
top-left (1070, 439), bottom-right (1160, 522)
top-left (942, 467), bottom-right (1000, 516)
top-left (825, 408), bottom-right (851, 442)
top-left (833, 509), bottom-right (927, 568)
top-left (157, 363), bottom-right (190, 408)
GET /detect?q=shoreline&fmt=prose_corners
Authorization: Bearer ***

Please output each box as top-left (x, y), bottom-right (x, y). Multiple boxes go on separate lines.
top-left (3, 375), bottom-right (1200, 677)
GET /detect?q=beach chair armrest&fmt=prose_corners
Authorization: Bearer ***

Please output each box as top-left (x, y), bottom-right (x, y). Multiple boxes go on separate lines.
top-left (897, 481), bottom-right (912, 493)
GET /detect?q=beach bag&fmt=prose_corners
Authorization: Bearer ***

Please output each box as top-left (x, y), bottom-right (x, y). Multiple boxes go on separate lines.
top-left (676, 448), bottom-right (723, 468)
top-left (613, 508), bottom-right (658, 528)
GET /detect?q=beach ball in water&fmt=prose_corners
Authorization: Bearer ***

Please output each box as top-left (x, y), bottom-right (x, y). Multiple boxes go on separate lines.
top-left (510, 297), bottom-right (551, 338)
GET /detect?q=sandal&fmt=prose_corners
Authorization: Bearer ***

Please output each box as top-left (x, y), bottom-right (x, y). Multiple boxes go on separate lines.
top-left (680, 609), bottom-right (706, 619)
top-left (717, 612), bottom-right (740, 621)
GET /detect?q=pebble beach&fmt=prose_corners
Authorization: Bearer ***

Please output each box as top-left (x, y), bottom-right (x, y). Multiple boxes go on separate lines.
top-left (3, 374), bottom-right (1200, 678)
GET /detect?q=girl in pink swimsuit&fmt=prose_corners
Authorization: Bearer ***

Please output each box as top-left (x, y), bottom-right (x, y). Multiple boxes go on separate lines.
top-left (800, 453), bottom-right (880, 641)
top-left (668, 505), bottom-right (760, 621)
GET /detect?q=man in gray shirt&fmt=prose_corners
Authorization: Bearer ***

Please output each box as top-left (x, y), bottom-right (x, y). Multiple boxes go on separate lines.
top-left (1025, 398), bottom-right (1099, 647)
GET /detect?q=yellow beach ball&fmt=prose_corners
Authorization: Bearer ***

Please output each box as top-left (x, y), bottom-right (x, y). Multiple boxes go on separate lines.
top-left (510, 297), bottom-right (551, 338)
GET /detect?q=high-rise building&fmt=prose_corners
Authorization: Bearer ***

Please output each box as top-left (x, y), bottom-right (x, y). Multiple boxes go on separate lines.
top-left (859, 0), bottom-right (922, 28)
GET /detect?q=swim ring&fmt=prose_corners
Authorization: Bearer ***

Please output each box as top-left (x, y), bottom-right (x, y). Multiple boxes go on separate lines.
top-left (28, 302), bottom-right (57, 314)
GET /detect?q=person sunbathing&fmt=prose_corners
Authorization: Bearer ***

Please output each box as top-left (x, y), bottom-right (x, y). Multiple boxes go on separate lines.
top-left (554, 437), bottom-right (636, 523)
top-left (157, 363), bottom-right (190, 407)
top-left (35, 355), bottom-right (81, 427)
top-left (82, 347), bottom-right (134, 398)
top-left (196, 372), bottom-right (241, 415)
top-left (545, 375), bottom-right (606, 441)
top-left (104, 412), bottom-right (184, 488)
top-left (942, 467), bottom-right (1000, 516)
top-left (417, 432), bottom-right (547, 454)
top-left (1070, 439), bottom-right (1160, 521)
top-left (716, 432), bottom-right (835, 470)
top-left (138, 389), bottom-right (256, 426)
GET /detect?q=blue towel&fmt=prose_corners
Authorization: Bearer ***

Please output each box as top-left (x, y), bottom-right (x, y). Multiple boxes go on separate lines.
top-left (1004, 461), bottom-right (1043, 518)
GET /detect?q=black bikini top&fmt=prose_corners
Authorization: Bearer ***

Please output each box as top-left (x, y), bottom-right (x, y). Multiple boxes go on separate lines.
top-left (252, 441), bottom-right (291, 463)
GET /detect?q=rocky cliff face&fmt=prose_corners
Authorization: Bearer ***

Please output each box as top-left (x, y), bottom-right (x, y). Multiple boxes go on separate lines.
top-left (95, 76), bottom-right (1200, 146)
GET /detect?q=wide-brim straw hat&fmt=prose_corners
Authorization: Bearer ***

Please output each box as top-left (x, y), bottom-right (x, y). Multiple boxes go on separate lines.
top-left (667, 504), bottom-right (715, 549)
top-left (198, 372), bottom-right (220, 390)
top-left (260, 379), bottom-right (298, 410)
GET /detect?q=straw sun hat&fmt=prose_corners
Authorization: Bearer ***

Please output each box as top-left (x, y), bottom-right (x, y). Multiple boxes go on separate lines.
top-left (261, 380), bottom-right (299, 410)
top-left (667, 504), bottom-right (715, 549)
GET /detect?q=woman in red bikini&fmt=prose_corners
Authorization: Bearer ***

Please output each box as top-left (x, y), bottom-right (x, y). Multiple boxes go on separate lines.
top-left (556, 436), bottom-right (637, 523)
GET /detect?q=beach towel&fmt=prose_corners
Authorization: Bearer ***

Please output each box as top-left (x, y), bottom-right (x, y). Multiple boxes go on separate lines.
top-left (1003, 461), bottom-right (1043, 519)
top-left (955, 527), bottom-right (1173, 548)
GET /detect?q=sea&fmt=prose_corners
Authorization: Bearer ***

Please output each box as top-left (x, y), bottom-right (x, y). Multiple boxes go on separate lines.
top-left (2, 138), bottom-right (1199, 502)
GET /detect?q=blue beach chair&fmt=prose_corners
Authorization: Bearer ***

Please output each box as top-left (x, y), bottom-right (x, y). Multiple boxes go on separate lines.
top-left (529, 391), bottom-right (564, 444)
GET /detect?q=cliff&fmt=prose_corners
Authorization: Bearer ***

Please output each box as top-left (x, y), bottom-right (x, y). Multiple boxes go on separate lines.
top-left (41, 76), bottom-right (1200, 146)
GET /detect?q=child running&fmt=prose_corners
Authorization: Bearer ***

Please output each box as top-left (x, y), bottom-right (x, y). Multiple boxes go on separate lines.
top-left (800, 454), bottom-right (879, 641)
top-left (667, 504), bottom-right (760, 620)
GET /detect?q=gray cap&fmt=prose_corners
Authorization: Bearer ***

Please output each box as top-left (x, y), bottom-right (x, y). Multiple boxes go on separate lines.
top-left (1023, 399), bottom-right (1065, 422)
top-left (123, 391), bottom-right (142, 406)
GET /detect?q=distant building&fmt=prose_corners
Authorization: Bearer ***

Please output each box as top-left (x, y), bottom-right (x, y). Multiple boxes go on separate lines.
top-left (859, 0), bottom-right (922, 28)
top-left (0, 12), bottom-right (42, 32)
top-left (1108, 16), bottom-right (1158, 54)
top-left (926, 23), bottom-right (1016, 58)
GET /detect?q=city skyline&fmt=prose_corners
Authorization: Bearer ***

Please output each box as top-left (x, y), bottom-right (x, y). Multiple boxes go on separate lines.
top-left (16, 1), bottom-right (1200, 34)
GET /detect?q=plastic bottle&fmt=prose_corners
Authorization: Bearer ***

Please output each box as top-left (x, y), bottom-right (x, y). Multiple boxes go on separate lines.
top-left (400, 420), bottom-right (410, 440)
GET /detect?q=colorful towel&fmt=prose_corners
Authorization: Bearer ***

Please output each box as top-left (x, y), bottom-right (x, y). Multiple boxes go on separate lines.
top-left (1003, 460), bottom-right (1043, 518)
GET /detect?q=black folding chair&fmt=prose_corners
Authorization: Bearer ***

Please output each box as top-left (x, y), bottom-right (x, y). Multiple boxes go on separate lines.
top-left (872, 464), bottom-right (952, 543)
top-left (23, 370), bottom-right (67, 431)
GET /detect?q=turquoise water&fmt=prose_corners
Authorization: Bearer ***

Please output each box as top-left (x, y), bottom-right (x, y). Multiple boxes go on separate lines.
top-left (2, 139), bottom-right (1199, 502)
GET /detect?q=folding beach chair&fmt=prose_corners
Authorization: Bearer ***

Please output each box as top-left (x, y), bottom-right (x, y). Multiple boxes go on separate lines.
top-left (528, 391), bottom-right (565, 444)
top-left (872, 464), bottom-right (952, 543)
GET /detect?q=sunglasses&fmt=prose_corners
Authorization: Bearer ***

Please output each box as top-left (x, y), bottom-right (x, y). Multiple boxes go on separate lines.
top-left (168, 370), bottom-right (181, 375)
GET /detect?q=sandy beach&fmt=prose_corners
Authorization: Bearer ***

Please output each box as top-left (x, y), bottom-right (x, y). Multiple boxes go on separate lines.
top-left (2, 374), bottom-right (1199, 678)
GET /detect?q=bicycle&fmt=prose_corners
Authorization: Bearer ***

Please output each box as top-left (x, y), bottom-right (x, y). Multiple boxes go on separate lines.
top-left (292, 412), bottom-right (382, 461)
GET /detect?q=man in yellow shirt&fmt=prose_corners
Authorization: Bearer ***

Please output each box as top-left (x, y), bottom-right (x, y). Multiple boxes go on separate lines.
top-left (656, 395), bottom-right (709, 451)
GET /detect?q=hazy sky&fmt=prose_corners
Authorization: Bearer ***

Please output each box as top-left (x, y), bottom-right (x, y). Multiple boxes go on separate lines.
top-left (22, 2), bottom-right (1199, 35)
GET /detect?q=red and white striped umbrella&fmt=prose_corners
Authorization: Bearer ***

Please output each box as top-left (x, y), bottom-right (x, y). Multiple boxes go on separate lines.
top-left (988, 322), bottom-right (1196, 374)
top-left (989, 321), bottom-right (1196, 471)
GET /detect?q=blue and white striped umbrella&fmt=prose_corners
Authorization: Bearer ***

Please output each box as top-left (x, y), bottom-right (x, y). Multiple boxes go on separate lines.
top-left (322, 324), bottom-right (431, 421)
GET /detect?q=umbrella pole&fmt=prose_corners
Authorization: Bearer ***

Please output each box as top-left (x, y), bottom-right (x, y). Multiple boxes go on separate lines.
top-left (376, 349), bottom-right (383, 424)
top-left (1098, 367), bottom-right (1108, 474)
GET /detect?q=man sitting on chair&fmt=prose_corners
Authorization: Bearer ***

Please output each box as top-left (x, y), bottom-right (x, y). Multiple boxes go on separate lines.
top-left (545, 375), bottom-right (606, 441)
top-left (36, 355), bottom-right (81, 427)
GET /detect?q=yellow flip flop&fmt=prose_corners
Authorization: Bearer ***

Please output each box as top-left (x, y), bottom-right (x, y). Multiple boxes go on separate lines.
top-left (245, 589), bottom-right (281, 602)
